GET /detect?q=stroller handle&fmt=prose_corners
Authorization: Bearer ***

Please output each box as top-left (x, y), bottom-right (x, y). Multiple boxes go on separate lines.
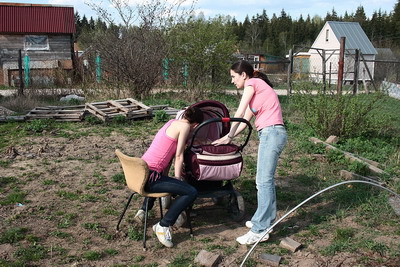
top-left (189, 117), bottom-right (253, 151)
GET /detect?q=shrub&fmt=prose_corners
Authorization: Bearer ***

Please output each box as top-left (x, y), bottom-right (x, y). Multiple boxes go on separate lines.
top-left (291, 82), bottom-right (389, 139)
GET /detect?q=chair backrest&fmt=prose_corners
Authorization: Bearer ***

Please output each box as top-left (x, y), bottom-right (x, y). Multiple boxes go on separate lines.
top-left (115, 149), bottom-right (168, 198)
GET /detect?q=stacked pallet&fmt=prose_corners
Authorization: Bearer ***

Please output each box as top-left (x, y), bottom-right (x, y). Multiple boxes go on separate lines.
top-left (85, 98), bottom-right (152, 122)
top-left (150, 104), bottom-right (181, 117)
top-left (26, 105), bottom-right (86, 122)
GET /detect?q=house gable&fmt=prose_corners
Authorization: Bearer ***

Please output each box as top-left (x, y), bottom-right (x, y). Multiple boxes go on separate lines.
top-left (310, 21), bottom-right (376, 55)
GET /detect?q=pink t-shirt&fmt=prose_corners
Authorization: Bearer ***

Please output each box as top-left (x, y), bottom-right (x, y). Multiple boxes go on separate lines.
top-left (245, 78), bottom-right (284, 131)
top-left (141, 119), bottom-right (177, 173)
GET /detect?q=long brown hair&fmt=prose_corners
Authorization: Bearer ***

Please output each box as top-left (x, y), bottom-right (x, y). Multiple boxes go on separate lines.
top-left (231, 60), bottom-right (274, 88)
top-left (183, 106), bottom-right (203, 124)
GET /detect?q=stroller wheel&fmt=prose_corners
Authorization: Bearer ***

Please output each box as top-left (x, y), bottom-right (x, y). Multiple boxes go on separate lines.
top-left (229, 191), bottom-right (245, 222)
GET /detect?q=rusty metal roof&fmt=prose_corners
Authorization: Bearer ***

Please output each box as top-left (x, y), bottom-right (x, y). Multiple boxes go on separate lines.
top-left (0, 3), bottom-right (76, 34)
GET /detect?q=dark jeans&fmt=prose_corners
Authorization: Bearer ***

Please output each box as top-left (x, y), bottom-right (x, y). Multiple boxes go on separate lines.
top-left (142, 174), bottom-right (197, 227)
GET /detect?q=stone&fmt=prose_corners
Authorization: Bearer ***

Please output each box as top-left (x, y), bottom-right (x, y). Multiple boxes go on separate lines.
top-left (194, 250), bottom-right (221, 267)
top-left (325, 135), bottom-right (339, 144)
top-left (259, 253), bottom-right (281, 266)
top-left (280, 237), bottom-right (302, 252)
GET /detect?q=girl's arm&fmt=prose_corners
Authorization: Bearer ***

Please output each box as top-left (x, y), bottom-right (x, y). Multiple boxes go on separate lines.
top-left (174, 123), bottom-right (190, 179)
top-left (212, 85), bottom-right (254, 145)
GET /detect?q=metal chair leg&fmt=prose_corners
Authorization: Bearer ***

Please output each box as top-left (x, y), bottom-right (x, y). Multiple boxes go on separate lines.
top-left (186, 206), bottom-right (193, 236)
top-left (158, 197), bottom-right (164, 218)
top-left (143, 197), bottom-right (150, 249)
top-left (116, 192), bottom-right (135, 232)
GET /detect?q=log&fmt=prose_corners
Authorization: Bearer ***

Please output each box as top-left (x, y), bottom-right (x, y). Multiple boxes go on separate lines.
top-left (309, 137), bottom-right (387, 175)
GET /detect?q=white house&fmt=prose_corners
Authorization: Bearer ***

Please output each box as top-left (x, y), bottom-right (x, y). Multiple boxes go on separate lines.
top-left (308, 21), bottom-right (377, 84)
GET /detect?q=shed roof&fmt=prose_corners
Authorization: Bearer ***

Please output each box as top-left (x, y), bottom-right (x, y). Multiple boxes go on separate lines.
top-left (0, 2), bottom-right (75, 34)
top-left (327, 21), bottom-right (377, 55)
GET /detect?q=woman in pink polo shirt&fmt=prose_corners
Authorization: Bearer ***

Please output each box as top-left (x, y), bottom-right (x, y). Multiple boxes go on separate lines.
top-left (135, 107), bottom-right (203, 248)
top-left (213, 60), bottom-right (287, 245)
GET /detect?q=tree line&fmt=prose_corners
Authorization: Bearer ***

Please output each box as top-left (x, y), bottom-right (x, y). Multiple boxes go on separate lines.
top-left (75, 1), bottom-right (400, 57)
top-left (72, 0), bottom-right (400, 99)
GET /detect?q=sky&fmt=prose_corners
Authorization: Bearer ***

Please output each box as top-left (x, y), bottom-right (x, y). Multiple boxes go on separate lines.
top-left (2, 0), bottom-right (398, 22)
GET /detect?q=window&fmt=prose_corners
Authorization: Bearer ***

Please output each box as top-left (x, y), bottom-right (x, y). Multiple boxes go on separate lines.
top-left (325, 29), bottom-right (329, 42)
top-left (253, 55), bottom-right (260, 70)
top-left (24, 35), bottom-right (49, 50)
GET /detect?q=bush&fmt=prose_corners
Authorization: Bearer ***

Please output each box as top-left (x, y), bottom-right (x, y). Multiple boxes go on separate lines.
top-left (291, 82), bottom-right (389, 139)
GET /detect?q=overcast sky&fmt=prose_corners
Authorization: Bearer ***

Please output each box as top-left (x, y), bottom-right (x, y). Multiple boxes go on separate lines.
top-left (3, 0), bottom-right (398, 22)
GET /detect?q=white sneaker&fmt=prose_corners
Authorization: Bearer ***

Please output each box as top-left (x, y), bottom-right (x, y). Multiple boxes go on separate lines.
top-left (134, 209), bottom-right (145, 224)
top-left (173, 212), bottom-right (187, 228)
top-left (245, 221), bottom-right (253, 229)
top-left (152, 222), bottom-right (173, 248)
top-left (236, 230), bottom-right (270, 245)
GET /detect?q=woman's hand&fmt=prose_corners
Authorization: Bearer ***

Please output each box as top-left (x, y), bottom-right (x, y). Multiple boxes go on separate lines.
top-left (211, 135), bottom-right (232, 146)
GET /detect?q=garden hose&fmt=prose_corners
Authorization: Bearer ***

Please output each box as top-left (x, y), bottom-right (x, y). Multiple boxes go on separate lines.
top-left (240, 180), bottom-right (400, 267)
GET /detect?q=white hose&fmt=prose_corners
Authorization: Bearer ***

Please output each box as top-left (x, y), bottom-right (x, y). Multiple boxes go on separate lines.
top-left (240, 180), bottom-right (400, 267)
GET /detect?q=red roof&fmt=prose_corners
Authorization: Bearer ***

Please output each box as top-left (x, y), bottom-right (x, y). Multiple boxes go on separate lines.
top-left (0, 3), bottom-right (75, 34)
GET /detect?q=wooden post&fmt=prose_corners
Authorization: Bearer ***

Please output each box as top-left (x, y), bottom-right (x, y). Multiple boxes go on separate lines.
top-left (322, 49), bottom-right (326, 93)
top-left (353, 49), bottom-right (360, 95)
top-left (18, 49), bottom-right (24, 96)
top-left (287, 48), bottom-right (293, 95)
top-left (359, 52), bottom-right (377, 92)
top-left (337, 37), bottom-right (345, 95)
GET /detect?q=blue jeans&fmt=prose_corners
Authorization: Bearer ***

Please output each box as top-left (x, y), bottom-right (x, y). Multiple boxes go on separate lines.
top-left (143, 174), bottom-right (197, 227)
top-left (250, 125), bottom-right (287, 234)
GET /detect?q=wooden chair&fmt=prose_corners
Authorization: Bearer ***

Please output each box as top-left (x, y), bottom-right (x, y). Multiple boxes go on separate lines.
top-left (115, 149), bottom-right (169, 249)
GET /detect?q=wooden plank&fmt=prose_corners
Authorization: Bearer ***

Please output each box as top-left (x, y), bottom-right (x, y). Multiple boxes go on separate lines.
top-left (86, 103), bottom-right (108, 117)
top-left (309, 137), bottom-right (387, 175)
top-left (108, 100), bottom-right (130, 112)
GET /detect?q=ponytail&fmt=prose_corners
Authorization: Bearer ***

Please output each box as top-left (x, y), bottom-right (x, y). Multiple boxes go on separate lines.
top-left (253, 70), bottom-right (274, 88)
top-left (231, 60), bottom-right (274, 88)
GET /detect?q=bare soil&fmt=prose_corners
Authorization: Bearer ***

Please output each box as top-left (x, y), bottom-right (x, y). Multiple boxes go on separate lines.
top-left (1, 126), bottom-right (399, 266)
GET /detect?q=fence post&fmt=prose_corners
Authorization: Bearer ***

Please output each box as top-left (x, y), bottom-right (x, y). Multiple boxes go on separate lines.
top-left (353, 49), bottom-right (360, 95)
top-left (287, 48), bottom-right (293, 95)
top-left (18, 49), bottom-right (24, 96)
top-left (24, 54), bottom-right (30, 87)
top-left (337, 37), bottom-right (345, 95)
top-left (359, 52), bottom-right (377, 92)
top-left (322, 49), bottom-right (326, 93)
top-left (96, 53), bottom-right (101, 83)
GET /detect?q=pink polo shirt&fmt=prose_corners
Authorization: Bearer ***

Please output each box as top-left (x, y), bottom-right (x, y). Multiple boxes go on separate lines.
top-left (245, 78), bottom-right (284, 131)
top-left (141, 119), bottom-right (177, 173)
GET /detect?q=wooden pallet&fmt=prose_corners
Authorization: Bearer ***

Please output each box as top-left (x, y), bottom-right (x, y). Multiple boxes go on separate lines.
top-left (26, 105), bottom-right (85, 122)
top-left (85, 98), bottom-right (152, 122)
top-left (150, 105), bottom-right (180, 117)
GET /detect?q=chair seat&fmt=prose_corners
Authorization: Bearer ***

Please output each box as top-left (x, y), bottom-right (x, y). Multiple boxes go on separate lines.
top-left (143, 192), bottom-right (169, 198)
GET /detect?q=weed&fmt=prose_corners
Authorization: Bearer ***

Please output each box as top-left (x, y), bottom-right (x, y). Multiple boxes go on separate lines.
top-left (50, 230), bottom-right (72, 239)
top-left (42, 179), bottom-right (58, 186)
top-left (0, 189), bottom-right (27, 205)
top-left (334, 227), bottom-right (355, 241)
top-left (127, 226), bottom-right (142, 241)
top-left (104, 248), bottom-right (119, 256)
top-left (112, 115), bottom-right (128, 124)
top-left (134, 255), bottom-right (145, 262)
top-left (169, 253), bottom-right (192, 266)
top-left (153, 110), bottom-right (169, 123)
top-left (85, 115), bottom-right (103, 124)
top-left (14, 243), bottom-right (48, 262)
top-left (0, 160), bottom-right (12, 168)
top-left (56, 190), bottom-right (79, 200)
top-left (24, 119), bottom-right (55, 133)
top-left (112, 173), bottom-right (126, 184)
top-left (82, 250), bottom-right (103, 260)
top-left (0, 227), bottom-right (28, 244)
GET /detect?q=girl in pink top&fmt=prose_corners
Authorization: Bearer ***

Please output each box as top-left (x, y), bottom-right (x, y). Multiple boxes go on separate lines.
top-left (136, 107), bottom-right (203, 248)
top-left (213, 60), bottom-right (287, 245)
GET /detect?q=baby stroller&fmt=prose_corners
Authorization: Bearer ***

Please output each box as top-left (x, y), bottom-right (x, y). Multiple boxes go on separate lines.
top-left (180, 100), bottom-right (253, 223)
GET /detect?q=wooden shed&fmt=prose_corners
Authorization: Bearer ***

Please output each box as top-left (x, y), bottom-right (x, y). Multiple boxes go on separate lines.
top-left (0, 2), bottom-right (76, 87)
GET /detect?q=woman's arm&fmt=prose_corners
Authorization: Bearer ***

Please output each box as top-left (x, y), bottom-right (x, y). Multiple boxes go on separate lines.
top-left (212, 86), bottom-right (254, 145)
top-left (174, 123), bottom-right (190, 179)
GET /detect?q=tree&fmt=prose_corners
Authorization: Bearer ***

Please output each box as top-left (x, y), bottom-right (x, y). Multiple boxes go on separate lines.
top-left (84, 0), bottom-right (195, 98)
top-left (167, 16), bottom-right (236, 97)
